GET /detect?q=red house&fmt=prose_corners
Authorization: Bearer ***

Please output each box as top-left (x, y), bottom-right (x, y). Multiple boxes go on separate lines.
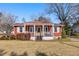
top-left (12, 19), bottom-right (64, 40)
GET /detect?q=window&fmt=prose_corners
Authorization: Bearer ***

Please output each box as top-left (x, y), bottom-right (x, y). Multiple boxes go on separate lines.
top-left (44, 26), bottom-right (48, 32)
top-left (19, 27), bottom-right (23, 32)
top-left (54, 27), bottom-right (57, 32)
top-left (29, 27), bottom-right (34, 32)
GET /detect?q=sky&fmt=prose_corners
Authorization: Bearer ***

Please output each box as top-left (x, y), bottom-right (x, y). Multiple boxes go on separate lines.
top-left (0, 3), bottom-right (60, 23)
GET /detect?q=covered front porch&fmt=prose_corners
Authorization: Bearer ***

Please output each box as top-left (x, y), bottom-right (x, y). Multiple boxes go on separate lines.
top-left (24, 24), bottom-right (54, 40)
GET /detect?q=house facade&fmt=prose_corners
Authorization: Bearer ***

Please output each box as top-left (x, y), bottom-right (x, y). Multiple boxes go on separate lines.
top-left (73, 25), bottom-right (79, 33)
top-left (72, 22), bottom-right (79, 33)
top-left (12, 20), bottom-right (63, 40)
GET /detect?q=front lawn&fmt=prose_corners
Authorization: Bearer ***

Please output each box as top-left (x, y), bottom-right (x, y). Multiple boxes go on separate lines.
top-left (0, 40), bottom-right (78, 56)
top-left (62, 37), bottom-right (71, 42)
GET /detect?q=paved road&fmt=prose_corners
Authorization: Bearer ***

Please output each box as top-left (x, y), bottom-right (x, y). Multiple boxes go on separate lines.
top-left (69, 37), bottom-right (79, 41)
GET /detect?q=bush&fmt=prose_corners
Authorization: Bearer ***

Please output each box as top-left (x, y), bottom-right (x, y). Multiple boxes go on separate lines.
top-left (35, 51), bottom-right (47, 56)
top-left (16, 33), bottom-right (30, 40)
top-left (0, 33), bottom-right (31, 40)
top-left (0, 35), bottom-right (16, 40)
top-left (62, 29), bottom-right (66, 38)
top-left (10, 35), bottom-right (16, 40)
top-left (0, 36), bottom-right (9, 40)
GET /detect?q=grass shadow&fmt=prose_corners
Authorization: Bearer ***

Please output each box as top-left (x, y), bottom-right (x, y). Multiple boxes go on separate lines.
top-left (50, 52), bottom-right (59, 56)
top-left (10, 51), bottom-right (18, 56)
top-left (19, 51), bottom-right (28, 56)
top-left (35, 51), bottom-right (47, 56)
top-left (0, 49), bottom-right (7, 56)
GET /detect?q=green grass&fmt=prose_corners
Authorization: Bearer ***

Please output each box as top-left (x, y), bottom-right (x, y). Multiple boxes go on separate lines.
top-left (52, 37), bottom-right (71, 42)
top-left (62, 38), bottom-right (71, 42)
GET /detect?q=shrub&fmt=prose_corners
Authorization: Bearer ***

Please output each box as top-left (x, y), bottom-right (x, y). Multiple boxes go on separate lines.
top-left (0, 36), bottom-right (9, 40)
top-left (10, 35), bottom-right (16, 40)
top-left (16, 33), bottom-right (30, 40)
top-left (0, 35), bottom-right (16, 40)
top-left (62, 29), bottom-right (66, 38)
top-left (35, 51), bottom-right (47, 56)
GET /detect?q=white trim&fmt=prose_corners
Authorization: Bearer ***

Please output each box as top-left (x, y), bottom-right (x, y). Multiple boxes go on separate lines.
top-left (34, 25), bottom-right (35, 36)
top-left (52, 24), bottom-right (54, 37)
top-left (30, 36), bottom-right (54, 40)
top-left (42, 25), bottom-right (44, 36)
top-left (42, 37), bottom-right (54, 40)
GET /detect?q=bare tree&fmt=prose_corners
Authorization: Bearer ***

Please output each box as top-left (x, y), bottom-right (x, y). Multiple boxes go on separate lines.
top-left (71, 4), bottom-right (79, 25)
top-left (22, 17), bottom-right (26, 23)
top-left (37, 16), bottom-right (52, 23)
top-left (46, 3), bottom-right (78, 36)
top-left (0, 12), bottom-right (16, 38)
top-left (47, 4), bottom-right (74, 24)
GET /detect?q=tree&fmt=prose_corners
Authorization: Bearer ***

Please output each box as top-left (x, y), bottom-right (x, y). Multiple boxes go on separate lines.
top-left (0, 12), bottom-right (16, 39)
top-left (46, 3), bottom-right (78, 37)
top-left (71, 4), bottom-right (79, 26)
top-left (38, 16), bottom-right (52, 23)
top-left (22, 17), bottom-right (26, 23)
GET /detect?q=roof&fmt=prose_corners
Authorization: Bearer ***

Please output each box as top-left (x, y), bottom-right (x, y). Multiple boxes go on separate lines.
top-left (14, 23), bottom-right (63, 27)
top-left (54, 23), bottom-right (64, 27)
top-left (32, 19), bottom-right (52, 23)
top-left (24, 19), bottom-right (53, 25)
top-left (14, 23), bottom-right (24, 26)
top-left (14, 20), bottom-right (64, 27)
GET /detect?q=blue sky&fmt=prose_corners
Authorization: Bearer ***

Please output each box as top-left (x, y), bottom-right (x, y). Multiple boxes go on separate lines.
top-left (0, 3), bottom-right (60, 23)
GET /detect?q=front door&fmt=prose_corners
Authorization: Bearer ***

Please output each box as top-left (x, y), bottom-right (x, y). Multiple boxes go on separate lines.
top-left (37, 27), bottom-right (41, 32)
top-left (36, 26), bottom-right (42, 40)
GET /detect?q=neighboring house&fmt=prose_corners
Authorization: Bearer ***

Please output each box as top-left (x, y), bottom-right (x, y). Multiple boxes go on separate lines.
top-left (72, 21), bottom-right (79, 33)
top-left (73, 25), bottom-right (79, 33)
top-left (12, 20), bottom-right (64, 40)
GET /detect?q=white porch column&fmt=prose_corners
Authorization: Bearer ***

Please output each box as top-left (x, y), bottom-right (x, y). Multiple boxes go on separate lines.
top-left (51, 25), bottom-right (53, 36)
top-left (52, 24), bottom-right (54, 38)
top-left (42, 25), bottom-right (44, 36)
top-left (24, 23), bottom-right (26, 33)
top-left (34, 24), bottom-right (35, 36)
